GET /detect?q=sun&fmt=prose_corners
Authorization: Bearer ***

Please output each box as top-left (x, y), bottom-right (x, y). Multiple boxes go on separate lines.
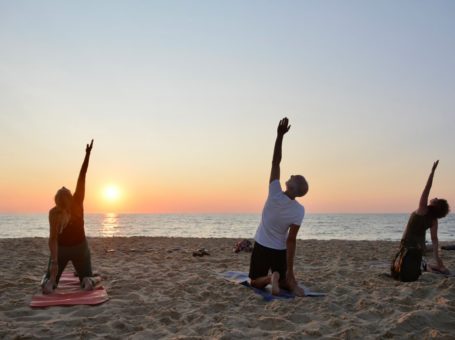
top-left (103, 185), bottom-right (120, 202)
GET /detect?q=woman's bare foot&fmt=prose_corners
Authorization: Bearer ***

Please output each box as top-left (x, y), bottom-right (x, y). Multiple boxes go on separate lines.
top-left (427, 263), bottom-right (451, 275)
top-left (81, 276), bottom-right (101, 291)
top-left (42, 279), bottom-right (54, 295)
top-left (271, 272), bottom-right (280, 295)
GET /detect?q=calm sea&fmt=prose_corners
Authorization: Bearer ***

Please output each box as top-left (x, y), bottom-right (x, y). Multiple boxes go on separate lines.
top-left (1, 213), bottom-right (454, 241)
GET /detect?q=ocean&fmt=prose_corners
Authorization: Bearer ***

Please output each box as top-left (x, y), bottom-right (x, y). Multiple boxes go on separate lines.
top-left (1, 213), bottom-right (454, 241)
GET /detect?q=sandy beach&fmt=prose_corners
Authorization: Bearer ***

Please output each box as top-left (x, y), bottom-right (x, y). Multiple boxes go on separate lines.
top-left (1, 237), bottom-right (455, 339)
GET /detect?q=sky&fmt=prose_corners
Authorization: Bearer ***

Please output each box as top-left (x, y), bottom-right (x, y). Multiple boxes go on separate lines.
top-left (0, 1), bottom-right (454, 214)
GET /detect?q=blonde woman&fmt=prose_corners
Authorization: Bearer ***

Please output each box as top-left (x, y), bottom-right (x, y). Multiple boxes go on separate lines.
top-left (42, 140), bottom-right (96, 294)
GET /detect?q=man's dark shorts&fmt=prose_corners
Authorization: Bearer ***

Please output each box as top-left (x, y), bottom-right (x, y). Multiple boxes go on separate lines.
top-left (249, 241), bottom-right (287, 281)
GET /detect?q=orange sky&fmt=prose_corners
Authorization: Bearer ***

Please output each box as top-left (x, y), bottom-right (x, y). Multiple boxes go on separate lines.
top-left (1, 147), bottom-right (453, 214)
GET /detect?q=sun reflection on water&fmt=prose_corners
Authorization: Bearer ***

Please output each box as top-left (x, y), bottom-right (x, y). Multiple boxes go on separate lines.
top-left (101, 213), bottom-right (119, 237)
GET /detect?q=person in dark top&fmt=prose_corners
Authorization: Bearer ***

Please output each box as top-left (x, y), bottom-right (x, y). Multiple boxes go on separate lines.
top-left (391, 160), bottom-right (450, 281)
top-left (42, 140), bottom-right (96, 294)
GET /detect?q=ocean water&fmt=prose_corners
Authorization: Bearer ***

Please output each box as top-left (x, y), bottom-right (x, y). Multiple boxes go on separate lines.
top-left (1, 213), bottom-right (454, 241)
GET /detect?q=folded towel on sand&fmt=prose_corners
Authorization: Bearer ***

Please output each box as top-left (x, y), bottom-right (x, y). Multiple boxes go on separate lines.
top-left (30, 272), bottom-right (109, 308)
top-left (220, 271), bottom-right (325, 301)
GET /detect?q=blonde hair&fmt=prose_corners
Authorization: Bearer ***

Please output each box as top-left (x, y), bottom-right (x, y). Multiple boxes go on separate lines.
top-left (54, 187), bottom-right (72, 233)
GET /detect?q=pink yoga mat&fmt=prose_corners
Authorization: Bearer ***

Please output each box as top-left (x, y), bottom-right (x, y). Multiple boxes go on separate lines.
top-left (30, 272), bottom-right (109, 308)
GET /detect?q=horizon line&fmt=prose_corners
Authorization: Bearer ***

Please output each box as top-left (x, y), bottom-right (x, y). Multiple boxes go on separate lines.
top-left (0, 210), bottom-right (412, 215)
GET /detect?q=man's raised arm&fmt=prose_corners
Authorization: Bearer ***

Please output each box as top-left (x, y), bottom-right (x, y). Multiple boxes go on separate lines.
top-left (74, 139), bottom-right (94, 203)
top-left (270, 118), bottom-right (290, 183)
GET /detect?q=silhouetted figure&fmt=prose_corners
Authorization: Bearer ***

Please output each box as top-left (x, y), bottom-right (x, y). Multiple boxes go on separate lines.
top-left (391, 161), bottom-right (451, 281)
top-left (249, 118), bottom-right (308, 296)
top-left (42, 140), bottom-right (96, 294)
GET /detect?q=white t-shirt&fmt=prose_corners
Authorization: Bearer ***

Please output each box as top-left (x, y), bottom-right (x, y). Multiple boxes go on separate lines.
top-left (254, 180), bottom-right (305, 250)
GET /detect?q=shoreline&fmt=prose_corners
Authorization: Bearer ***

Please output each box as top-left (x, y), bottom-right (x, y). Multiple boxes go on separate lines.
top-left (1, 237), bottom-right (454, 338)
top-left (3, 236), bottom-right (455, 245)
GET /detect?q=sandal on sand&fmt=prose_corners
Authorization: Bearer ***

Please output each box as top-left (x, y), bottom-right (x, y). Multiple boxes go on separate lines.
top-left (192, 248), bottom-right (210, 257)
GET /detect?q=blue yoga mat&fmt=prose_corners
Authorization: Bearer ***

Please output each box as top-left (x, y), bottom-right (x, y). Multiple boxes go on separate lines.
top-left (220, 271), bottom-right (325, 301)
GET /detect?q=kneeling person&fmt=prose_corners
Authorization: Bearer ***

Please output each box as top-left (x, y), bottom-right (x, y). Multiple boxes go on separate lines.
top-left (42, 140), bottom-right (97, 294)
top-left (391, 160), bottom-right (450, 282)
top-left (249, 118), bottom-right (308, 296)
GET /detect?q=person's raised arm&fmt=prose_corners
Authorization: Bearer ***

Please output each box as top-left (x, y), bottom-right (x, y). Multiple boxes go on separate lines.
top-left (417, 160), bottom-right (438, 215)
top-left (270, 118), bottom-right (290, 183)
top-left (73, 139), bottom-right (94, 203)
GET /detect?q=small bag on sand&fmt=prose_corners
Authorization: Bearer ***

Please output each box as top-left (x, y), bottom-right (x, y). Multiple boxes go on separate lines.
top-left (391, 246), bottom-right (423, 282)
top-left (233, 239), bottom-right (253, 253)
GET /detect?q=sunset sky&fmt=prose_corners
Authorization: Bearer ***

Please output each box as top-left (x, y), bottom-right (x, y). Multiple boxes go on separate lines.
top-left (1, 1), bottom-right (454, 214)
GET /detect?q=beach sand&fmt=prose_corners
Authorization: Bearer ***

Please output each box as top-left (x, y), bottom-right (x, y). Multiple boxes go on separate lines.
top-left (1, 237), bottom-right (454, 339)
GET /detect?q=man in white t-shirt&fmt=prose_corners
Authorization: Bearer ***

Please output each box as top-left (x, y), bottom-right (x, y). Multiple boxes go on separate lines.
top-left (249, 117), bottom-right (308, 296)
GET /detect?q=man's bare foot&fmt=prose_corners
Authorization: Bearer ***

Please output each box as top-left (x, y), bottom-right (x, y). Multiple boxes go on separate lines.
top-left (271, 272), bottom-right (280, 295)
top-left (292, 285), bottom-right (305, 297)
